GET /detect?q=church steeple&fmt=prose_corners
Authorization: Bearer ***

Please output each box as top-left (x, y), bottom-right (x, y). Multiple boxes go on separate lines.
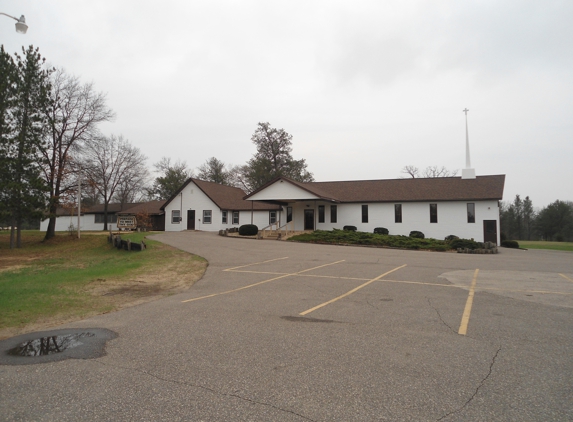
top-left (461, 108), bottom-right (476, 179)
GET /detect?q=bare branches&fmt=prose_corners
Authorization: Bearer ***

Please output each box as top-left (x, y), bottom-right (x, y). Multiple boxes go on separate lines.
top-left (41, 68), bottom-right (115, 239)
top-left (401, 165), bottom-right (458, 178)
top-left (82, 135), bottom-right (147, 230)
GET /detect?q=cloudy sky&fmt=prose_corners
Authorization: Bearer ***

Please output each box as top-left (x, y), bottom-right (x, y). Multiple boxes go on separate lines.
top-left (2, 1), bottom-right (571, 207)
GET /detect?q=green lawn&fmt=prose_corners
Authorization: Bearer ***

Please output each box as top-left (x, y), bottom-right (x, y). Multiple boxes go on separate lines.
top-left (517, 240), bottom-right (573, 252)
top-left (0, 231), bottom-right (206, 337)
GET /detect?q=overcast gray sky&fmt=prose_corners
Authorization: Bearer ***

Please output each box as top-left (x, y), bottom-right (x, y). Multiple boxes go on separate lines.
top-left (2, 0), bottom-right (572, 207)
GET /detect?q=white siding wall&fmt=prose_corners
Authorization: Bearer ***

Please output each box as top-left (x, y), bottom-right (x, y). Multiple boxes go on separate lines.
top-left (164, 181), bottom-right (277, 232)
top-left (248, 181), bottom-right (319, 201)
top-left (285, 200), bottom-right (500, 243)
top-left (40, 215), bottom-right (114, 232)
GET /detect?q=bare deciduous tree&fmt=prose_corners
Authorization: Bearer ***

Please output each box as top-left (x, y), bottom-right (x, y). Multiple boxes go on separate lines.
top-left (401, 165), bottom-right (458, 178)
top-left (82, 134), bottom-right (147, 230)
top-left (41, 68), bottom-right (115, 239)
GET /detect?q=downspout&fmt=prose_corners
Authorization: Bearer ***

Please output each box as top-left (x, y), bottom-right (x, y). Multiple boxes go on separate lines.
top-left (180, 192), bottom-right (183, 228)
top-left (251, 201), bottom-right (253, 225)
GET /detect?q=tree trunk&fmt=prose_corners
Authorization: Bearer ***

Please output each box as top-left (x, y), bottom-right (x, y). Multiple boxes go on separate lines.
top-left (44, 201), bottom-right (58, 240)
top-left (103, 201), bottom-right (108, 231)
top-left (10, 218), bottom-right (16, 249)
top-left (16, 219), bottom-right (22, 248)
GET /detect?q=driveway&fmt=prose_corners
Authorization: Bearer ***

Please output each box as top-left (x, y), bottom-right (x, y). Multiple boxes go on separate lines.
top-left (1, 232), bottom-right (572, 421)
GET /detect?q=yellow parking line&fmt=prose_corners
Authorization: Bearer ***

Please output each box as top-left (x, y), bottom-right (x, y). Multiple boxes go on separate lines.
top-left (299, 264), bottom-right (407, 316)
top-left (223, 257), bottom-right (289, 272)
top-left (182, 260), bottom-right (345, 303)
top-left (381, 279), bottom-right (573, 295)
top-left (228, 270), bottom-right (371, 282)
top-left (458, 269), bottom-right (479, 336)
top-left (381, 279), bottom-right (455, 288)
top-left (560, 273), bottom-right (573, 283)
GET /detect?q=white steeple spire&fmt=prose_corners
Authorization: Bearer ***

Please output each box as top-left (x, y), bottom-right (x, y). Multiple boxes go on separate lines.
top-left (461, 108), bottom-right (476, 179)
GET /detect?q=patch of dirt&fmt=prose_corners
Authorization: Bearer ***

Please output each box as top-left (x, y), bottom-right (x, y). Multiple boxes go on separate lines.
top-left (0, 249), bottom-right (207, 341)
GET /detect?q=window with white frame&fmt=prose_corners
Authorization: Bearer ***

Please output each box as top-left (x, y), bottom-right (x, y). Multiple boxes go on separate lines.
top-left (318, 205), bottom-right (325, 223)
top-left (232, 211), bottom-right (239, 224)
top-left (171, 210), bottom-right (181, 224)
top-left (94, 214), bottom-right (117, 224)
top-left (330, 205), bottom-right (337, 223)
top-left (222, 210), bottom-right (228, 224)
top-left (269, 211), bottom-right (277, 224)
top-left (362, 205), bottom-right (368, 223)
top-left (395, 204), bottom-right (402, 223)
top-left (430, 204), bottom-right (438, 223)
top-left (203, 210), bottom-right (212, 224)
top-left (467, 203), bottom-right (475, 223)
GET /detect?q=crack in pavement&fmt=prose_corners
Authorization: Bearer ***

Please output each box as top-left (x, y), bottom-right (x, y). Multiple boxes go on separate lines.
top-left (427, 298), bottom-right (457, 334)
top-left (92, 359), bottom-right (317, 421)
top-left (436, 346), bottom-right (502, 421)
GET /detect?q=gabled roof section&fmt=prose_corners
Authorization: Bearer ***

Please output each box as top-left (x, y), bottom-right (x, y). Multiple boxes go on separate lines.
top-left (117, 200), bottom-right (166, 215)
top-left (161, 178), bottom-right (281, 211)
top-left (246, 175), bottom-right (506, 203)
top-left (244, 177), bottom-right (339, 202)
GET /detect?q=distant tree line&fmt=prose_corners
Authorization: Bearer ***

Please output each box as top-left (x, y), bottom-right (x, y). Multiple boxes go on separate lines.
top-left (501, 195), bottom-right (573, 242)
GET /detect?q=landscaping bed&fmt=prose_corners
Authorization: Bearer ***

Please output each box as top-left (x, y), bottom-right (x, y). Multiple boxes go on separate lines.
top-left (287, 229), bottom-right (500, 253)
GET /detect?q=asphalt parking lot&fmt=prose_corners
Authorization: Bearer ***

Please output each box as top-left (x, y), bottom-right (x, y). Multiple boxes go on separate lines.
top-left (1, 231), bottom-right (572, 421)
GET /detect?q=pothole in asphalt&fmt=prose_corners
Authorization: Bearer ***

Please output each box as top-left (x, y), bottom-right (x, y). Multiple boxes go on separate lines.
top-left (8, 333), bottom-right (95, 356)
top-left (0, 328), bottom-right (117, 365)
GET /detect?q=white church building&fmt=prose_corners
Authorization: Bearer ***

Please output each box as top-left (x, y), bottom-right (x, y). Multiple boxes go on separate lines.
top-left (244, 174), bottom-right (505, 244)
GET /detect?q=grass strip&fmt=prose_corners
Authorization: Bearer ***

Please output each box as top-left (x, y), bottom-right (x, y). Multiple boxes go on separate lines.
top-left (0, 231), bottom-right (206, 337)
top-left (516, 241), bottom-right (573, 252)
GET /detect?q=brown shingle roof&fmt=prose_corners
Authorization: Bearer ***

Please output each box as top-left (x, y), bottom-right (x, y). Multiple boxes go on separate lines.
top-left (117, 200), bottom-right (166, 215)
top-left (161, 178), bottom-right (281, 211)
top-left (246, 175), bottom-right (506, 203)
top-left (86, 203), bottom-right (141, 214)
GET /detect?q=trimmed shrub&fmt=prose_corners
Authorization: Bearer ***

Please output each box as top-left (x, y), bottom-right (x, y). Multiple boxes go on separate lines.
top-left (444, 235), bottom-right (459, 243)
top-left (409, 231), bottom-right (425, 239)
top-left (343, 225), bottom-right (357, 232)
top-left (450, 238), bottom-right (480, 250)
top-left (239, 224), bottom-right (258, 236)
top-left (374, 227), bottom-right (389, 235)
top-left (501, 240), bottom-right (519, 248)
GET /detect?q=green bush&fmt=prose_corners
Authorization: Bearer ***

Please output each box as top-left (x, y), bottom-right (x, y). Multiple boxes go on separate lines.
top-left (444, 235), bottom-right (459, 243)
top-left (450, 238), bottom-right (480, 250)
top-left (501, 240), bottom-right (519, 248)
top-left (409, 231), bottom-right (425, 239)
top-left (287, 229), bottom-right (450, 251)
top-left (343, 225), bottom-right (357, 232)
top-left (374, 227), bottom-right (389, 235)
top-left (239, 224), bottom-right (258, 236)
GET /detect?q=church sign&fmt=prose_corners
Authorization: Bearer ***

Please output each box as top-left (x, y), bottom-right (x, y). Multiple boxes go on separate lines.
top-left (117, 215), bottom-right (137, 229)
